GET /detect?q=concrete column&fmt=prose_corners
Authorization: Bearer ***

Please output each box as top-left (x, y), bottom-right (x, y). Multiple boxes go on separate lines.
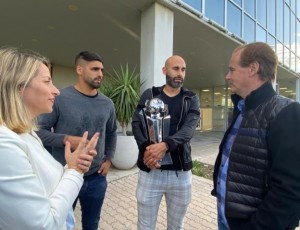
top-left (140, 3), bottom-right (174, 92)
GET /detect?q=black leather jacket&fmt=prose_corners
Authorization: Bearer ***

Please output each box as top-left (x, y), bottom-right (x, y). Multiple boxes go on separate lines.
top-left (131, 85), bottom-right (200, 172)
top-left (212, 83), bottom-right (300, 230)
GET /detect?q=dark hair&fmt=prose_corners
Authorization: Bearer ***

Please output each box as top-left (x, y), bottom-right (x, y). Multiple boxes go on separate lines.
top-left (75, 51), bottom-right (103, 65)
top-left (234, 42), bottom-right (278, 82)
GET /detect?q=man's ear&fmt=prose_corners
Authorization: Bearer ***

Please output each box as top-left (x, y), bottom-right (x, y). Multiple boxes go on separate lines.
top-left (162, 66), bottom-right (167, 75)
top-left (76, 65), bottom-right (82, 75)
top-left (249, 61), bottom-right (259, 75)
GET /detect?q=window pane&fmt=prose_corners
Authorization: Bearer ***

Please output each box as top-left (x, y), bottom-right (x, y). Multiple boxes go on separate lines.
top-left (284, 46), bottom-right (290, 67)
top-left (213, 86), bottom-right (226, 106)
top-left (296, 57), bottom-right (300, 74)
top-left (227, 1), bottom-right (242, 37)
top-left (297, 0), bottom-right (300, 18)
top-left (244, 0), bottom-right (255, 17)
top-left (276, 0), bottom-right (284, 42)
top-left (267, 0), bottom-right (276, 35)
top-left (256, 25), bottom-right (267, 42)
top-left (231, 0), bottom-right (241, 7)
top-left (291, 52), bottom-right (296, 71)
top-left (297, 20), bottom-right (300, 57)
top-left (279, 78), bottom-right (296, 100)
top-left (205, 0), bottom-right (224, 26)
top-left (284, 3), bottom-right (291, 47)
top-left (257, 0), bottom-right (267, 27)
top-left (291, 13), bottom-right (296, 52)
top-left (277, 41), bottom-right (284, 64)
top-left (291, 0), bottom-right (296, 13)
top-left (244, 14), bottom-right (255, 43)
top-left (182, 0), bottom-right (202, 12)
top-left (200, 89), bottom-right (213, 108)
top-left (267, 34), bottom-right (276, 51)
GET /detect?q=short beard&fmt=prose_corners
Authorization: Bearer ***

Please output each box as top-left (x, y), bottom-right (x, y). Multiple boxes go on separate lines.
top-left (166, 75), bottom-right (183, 88)
top-left (90, 82), bottom-right (101, 89)
top-left (85, 78), bottom-right (101, 89)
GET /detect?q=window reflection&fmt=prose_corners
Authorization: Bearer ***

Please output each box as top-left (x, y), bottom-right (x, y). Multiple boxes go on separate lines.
top-left (199, 86), bottom-right (233, 131)
top-left (205, 0), bottom-right (224, 26)
top-left (291, 13), bottom-right (296, 53)
top-left (231, 0), bottom-right (241, 7)
top-left (296, 57), bottom-right (300, 73)
top-left (213, 86), bottom-right (227, 131)
top-left (244, 15), bottom-right (255, 43)
top-left (200, 89), bottom-right (212, 108)
top-left (244, 0), bottom-right (255, 17)
top-left (297, 0), bottom-right (300, 18)
top-left (227, 1), bottom-right (242, 37)
top-left (267, 34), bottom-right (276, 51)
top-left (290, 0), bottom-right (296, 13)
top-left (277, 41), bottom-right (284, 64)
top-left (276, 0), bottom-right (284, 42)
top-left (297, 20), bottom-right (300, 57)
top-left (181, 0), bottom-right (202, 12)
top-left (256, 25), bottom-right (267, 42)
top-left (284, 46), bottom-right (290, 67)
top-left (278, 79), bottom-right (297, 100)
top-left (257, 0), bottom-right (267, 28)
top-left (291, 52), bottom-right (296, 72)
top-left (267, 0), bottom-right (276, 35)
top-left (284, 3), bottom-right (291, 48)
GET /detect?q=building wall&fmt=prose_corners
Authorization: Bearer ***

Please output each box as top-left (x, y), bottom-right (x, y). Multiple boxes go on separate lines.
top-left (52, 64), bottom-right (75, 89)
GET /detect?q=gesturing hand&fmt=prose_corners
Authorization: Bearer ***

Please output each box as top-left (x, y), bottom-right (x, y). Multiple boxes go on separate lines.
top-left (64, 131), bottom-right (100, 174)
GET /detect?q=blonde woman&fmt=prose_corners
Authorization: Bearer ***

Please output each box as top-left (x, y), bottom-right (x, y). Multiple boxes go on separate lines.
top-left (0, 47), bottom-right (99, 230)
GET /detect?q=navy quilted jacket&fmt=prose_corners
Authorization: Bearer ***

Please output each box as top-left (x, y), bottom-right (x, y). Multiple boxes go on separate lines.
top-left (212, 83), bottom-right (300, 230)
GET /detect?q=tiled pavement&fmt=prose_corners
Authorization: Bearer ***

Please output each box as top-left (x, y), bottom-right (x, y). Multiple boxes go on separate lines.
top-left (74, 174), bottom-right (218, 230)
top-left (74, 131), bottom-right (221, 230)
top-left (74, 131), bottom-right (300, 230)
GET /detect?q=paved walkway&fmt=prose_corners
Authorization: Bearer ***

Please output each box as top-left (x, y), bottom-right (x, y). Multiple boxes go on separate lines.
top-left (74, 131), bottom-right (222, 230)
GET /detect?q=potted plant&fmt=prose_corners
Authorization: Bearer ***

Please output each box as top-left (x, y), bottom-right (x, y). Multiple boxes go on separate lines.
top-left (101, 63), bottom-right (141, 135)
top-left (100, 63), bottom-right (141, 169)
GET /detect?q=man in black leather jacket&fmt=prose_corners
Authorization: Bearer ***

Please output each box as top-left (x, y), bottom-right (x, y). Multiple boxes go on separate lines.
top-left (132, 55), bottom-right (200, 230)
top-left (212, 42), bottom-right (300, 230)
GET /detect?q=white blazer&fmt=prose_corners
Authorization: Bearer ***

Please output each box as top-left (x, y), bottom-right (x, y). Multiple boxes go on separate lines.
top-left (0, 125), bottom-right (83, 230)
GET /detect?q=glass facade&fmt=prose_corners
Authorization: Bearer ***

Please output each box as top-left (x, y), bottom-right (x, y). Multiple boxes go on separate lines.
top-left (182, 0), bottom-right (300, 73)
top-left (198, 86), bottom-right (233, 131)
top-left (180, 0), bottom-right (300, 130)
top-left (181, 0), bottom-right (300, 74)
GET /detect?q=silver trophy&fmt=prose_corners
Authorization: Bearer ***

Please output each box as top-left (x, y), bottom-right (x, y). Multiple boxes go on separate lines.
top-left (143, 98), bottom-right (173, 165)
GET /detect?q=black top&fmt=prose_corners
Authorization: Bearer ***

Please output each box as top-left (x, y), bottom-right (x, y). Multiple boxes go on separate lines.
top-left (159, 91), bottom-right (183, 170)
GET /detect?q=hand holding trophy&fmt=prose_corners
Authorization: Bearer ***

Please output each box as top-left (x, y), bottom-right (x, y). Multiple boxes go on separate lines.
top-left (143, 98), bottom-right (173, 165)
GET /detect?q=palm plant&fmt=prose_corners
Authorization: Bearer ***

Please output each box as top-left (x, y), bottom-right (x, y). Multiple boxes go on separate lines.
top-left (101, 63), bottom-right (141, 135)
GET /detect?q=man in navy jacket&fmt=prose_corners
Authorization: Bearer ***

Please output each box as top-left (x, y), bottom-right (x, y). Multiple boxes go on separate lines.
top-left (212, 42), bottom-right (300, 230)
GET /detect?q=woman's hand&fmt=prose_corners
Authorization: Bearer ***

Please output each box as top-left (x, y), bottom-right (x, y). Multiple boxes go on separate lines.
top-left (64, 131), bottom-right (99, 173)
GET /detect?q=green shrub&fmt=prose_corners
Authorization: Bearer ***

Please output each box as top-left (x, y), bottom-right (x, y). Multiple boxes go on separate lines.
top-left (192, 160), bottom-right (214, 180)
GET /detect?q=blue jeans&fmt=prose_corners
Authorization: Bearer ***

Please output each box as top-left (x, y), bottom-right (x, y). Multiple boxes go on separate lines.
top-left (73, 172), bottom-right (107, 230)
